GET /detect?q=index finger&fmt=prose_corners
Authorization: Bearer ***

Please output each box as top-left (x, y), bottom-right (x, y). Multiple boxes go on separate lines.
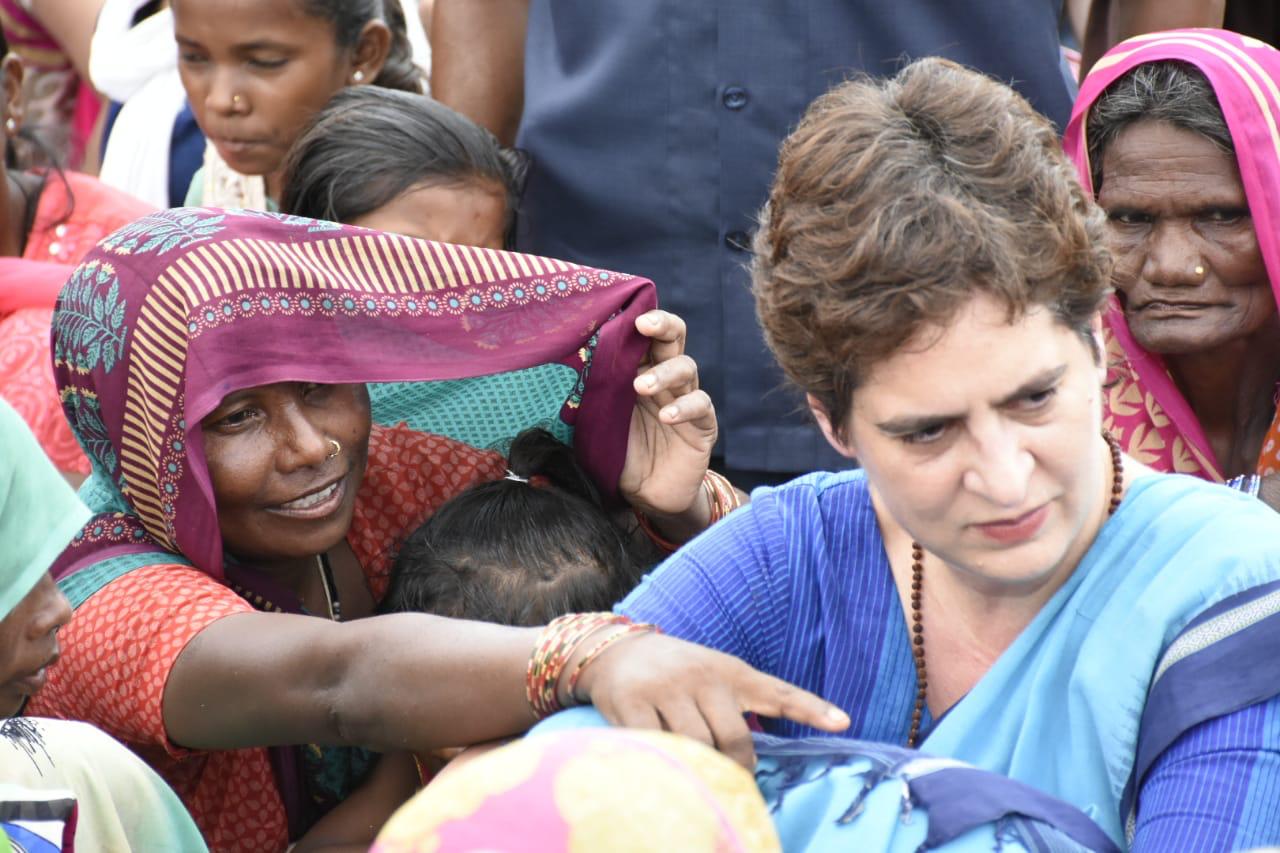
top-left (738, 669), bottom-right (850, 734)
top-left (635, 310), bottom-right (687, 366)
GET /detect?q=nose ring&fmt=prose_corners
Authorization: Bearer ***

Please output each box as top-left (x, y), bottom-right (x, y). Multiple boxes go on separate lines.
top-left (326, 439), bottom-right (341, 459)
top-left (1194, 264), bottom-right (1206, 278)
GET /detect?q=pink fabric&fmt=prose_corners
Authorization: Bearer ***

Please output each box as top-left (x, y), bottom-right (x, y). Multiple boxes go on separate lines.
top-left (1063, 29), bottom-right (1280, 479)
top-left (0, 257), bottom-right (73, 313)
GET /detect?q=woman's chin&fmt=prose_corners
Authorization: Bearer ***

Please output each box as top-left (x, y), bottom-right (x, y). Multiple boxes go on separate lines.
top-left (211, 144), bottom-right (277, 182)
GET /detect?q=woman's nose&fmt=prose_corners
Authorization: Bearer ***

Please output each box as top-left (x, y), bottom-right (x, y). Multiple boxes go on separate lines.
top-left (206, 69), bottom-right (246, 116)
top-left (1142, 221), bottom-right (1204, 288)
top-left (27, 575), bottom-right (71, 641)
top-left (277, 406), bottom-right (332, 471)
top-left (961, 427), bottom-right (1033, 508)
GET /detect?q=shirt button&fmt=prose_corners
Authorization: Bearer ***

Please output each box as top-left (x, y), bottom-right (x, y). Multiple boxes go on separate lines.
top-left (725, 230), bottom-right (751, 251)
top-left (722, 86), bottom-right (749, 110)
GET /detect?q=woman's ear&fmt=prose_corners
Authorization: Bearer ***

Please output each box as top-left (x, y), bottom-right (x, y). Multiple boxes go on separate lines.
top-left (2, 53), bottom-right (25, 136)
top-left (807, 394), bottom-right (858, 460)
top-left (350, 20), bottom-right (392, 85)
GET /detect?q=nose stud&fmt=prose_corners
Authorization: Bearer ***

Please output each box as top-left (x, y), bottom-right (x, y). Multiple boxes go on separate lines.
top-left (1194, 264), bottom-right (1206, 278)
top-left (232, 93), bottom-right (243, 107)
top-left (326, 439), bottom-right (341, 459)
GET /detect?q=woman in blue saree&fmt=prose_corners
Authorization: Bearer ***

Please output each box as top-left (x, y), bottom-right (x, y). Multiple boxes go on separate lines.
top-left (538, 57), bottom-right (1280, 851)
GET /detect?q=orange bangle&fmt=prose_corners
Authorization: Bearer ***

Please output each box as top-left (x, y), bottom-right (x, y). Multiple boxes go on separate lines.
top-left (565, 622), bottom-right (660, 702)
top-left (634, 470), bottom-right (742, 550)
top-left (526, 613), bottom-right (632, 719)
top-left (634, 508), bottom-right (680, 552)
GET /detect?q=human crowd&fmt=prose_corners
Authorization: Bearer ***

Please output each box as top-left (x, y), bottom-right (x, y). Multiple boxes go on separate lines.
top-left (1, 1), bottom-right (1280, 851)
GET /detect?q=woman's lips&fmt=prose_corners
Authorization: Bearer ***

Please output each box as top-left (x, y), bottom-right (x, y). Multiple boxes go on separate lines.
top-left (973, 504), bottom-right (1049, 545)
top-left (267, 478), bottom-right (346, 520)
top-left (212, 137), bottom-right (267, 158)
top-left (12, 665), bottom-right (51, 695)
top-left (1133, 300), bottom-right (1222, 314)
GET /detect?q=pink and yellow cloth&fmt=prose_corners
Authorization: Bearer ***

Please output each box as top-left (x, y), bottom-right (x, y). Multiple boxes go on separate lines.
top-left (373, 729), bottom-right (780, 853)
top-left (1064, 29), bottom-right (1280, 478)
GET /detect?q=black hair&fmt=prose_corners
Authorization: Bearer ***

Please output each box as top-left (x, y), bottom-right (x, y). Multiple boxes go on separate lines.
top-left (380, 429), bottom-right (649, 627)
top-left (279, 86), bottom-right (526, 246)
top-left (1086, 60), bottom-right (1233, 190)
top-left (297, 0), bottom-right (423, 94)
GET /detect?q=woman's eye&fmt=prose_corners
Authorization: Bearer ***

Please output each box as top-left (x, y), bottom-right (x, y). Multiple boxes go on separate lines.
top-left (178, 51), bottom-right (208, 66)
top-left (1202, 207), bottom-right (1249, 225)
top-left (1107, 210), bottom-right (1150, 226)
top-left (1017, 387), bottom-right (1057, 410)
top-left (299, 382), bottom-right (336, 405)
top-left (247, 56), bottom-right (288, 70)
top-left (902, 424), bottom-right (947, 445)
top-left (215, 408), bottom-right (259, 429)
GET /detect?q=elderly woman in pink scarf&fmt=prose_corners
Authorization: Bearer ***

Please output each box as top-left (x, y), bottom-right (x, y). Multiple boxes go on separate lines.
top-left (1064, 29), bottom-right (1280, 507)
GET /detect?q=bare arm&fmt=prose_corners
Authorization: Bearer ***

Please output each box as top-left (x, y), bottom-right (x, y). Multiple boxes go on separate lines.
top-left (430, 0), bottom-right (528, 145)
top-left (1080, 0), bottom-right (1226, 79)
top-left (27, 0), bottom-right (107, 81)
top-left (163, 611), bottom-right (850, 767)
top-left (164, 612), bottom-right (536, 755)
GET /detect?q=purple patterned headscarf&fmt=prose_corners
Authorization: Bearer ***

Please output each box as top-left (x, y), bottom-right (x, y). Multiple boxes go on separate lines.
top-left (50, 208), bottom-right (656, 584)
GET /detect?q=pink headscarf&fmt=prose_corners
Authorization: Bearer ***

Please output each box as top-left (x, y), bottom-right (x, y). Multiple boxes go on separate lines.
top-left (1063, 29), bottom-right (1280, 479)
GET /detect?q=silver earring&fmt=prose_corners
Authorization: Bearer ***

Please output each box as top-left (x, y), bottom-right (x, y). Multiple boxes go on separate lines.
top-left (4, 117), bottom-right (15, 135)
top-left (352, 70), bottom-right (365, 84)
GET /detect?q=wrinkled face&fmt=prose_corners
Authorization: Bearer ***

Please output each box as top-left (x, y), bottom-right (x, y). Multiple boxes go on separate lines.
top-left (830, 296), bottom-right (1107, 593)
top-left (201, 382), bottom-right (372, 568)
top-left (174, 0), bottom-right (352, 189)
top-left (1097, 120), bottom-right (1274, 356)
top-left (0, 574), bottom-right (71, 716)
top-left (349, 181), bottom-right (509, 250)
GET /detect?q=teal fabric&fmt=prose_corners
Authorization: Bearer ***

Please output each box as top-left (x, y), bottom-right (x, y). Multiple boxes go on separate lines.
top-left (368, 365), bottom-right (578, 450)
top-left (0, 400), bottom-right (90, 619)
top-left (58, 552), bottom-right (191, 610)
top-left (919, 473), bottom-right (1280, 845)
top-left (182, 167), bottom-right (202, 207)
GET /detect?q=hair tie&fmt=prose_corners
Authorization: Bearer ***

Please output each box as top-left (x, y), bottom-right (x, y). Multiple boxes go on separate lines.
top-left (504, 470), bottom-right (552, 489)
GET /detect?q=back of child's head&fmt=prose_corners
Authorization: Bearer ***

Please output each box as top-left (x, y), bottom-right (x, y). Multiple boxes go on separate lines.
top-left (381, 429), bottom-right (647, 626)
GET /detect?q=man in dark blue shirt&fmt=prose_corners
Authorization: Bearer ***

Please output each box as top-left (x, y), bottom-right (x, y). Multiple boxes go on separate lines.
top-left (434, 1), bottom-right (1078, 479)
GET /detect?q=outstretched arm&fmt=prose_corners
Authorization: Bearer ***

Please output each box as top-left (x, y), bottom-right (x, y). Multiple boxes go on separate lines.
top-left (163, 609), bottom-right (849, 769)
top-left (164, 612), bottom-right (536, 754)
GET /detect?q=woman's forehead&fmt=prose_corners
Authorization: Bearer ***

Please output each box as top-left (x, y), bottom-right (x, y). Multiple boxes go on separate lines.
top-left (173, 0), bottom-right (327, 44)
top-left (852, 298), bottom-right (1082, 419)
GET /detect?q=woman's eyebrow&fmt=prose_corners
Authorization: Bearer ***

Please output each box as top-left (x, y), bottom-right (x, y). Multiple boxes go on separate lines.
top-left (994, 364), bottom-right (1067, 407)
top-left (874, 364), bottom-right (1068, 435)
top-left (875, 412), bottom-right (956, 437)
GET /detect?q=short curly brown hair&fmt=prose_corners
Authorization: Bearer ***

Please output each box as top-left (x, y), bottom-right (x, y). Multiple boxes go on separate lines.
top-left (753, 58), bottom-right (1112, 441)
